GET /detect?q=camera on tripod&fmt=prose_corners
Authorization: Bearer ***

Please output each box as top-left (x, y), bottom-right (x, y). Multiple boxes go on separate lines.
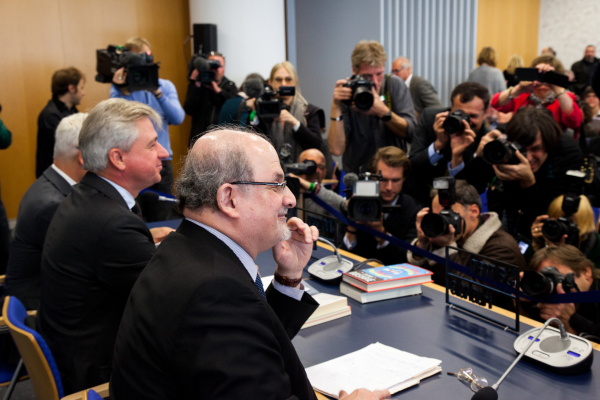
top-left (343, 75), bottom-right (375, 111)
top-left (420, 177), bottom-right (463, 238)
top-left (482, 136), bottom-right (522, 165)
top-left (95, 45), bottom-right (160, 92)
top-left (443, 110), bottom-right (470, 135)
top-left (256, 84), bottom-right (295, 119)
top-left (521, 266), bottom-right (578, 296)
top-left (542, 170), bottom-right (586, 246)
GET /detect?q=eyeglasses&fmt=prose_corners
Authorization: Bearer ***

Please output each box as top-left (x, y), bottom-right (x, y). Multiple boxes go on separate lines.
top-left (448, 367), bottom-right (488, 392)
top-left (230, 181), bottom-right (287, 194)
top-left (274, 77), bottom-right (294, 83)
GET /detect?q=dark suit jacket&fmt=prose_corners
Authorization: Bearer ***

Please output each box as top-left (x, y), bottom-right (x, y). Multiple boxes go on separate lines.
top-left (38, 172), bottom-right (156, 395)
top-left (342, 193), bottom-right (421, 265)
top-left (5, 167), bottom-right (72, 310)
top-left (110, 220), bottom-right (319, 400)
top-left (409, 75), bottom-right (443, 114)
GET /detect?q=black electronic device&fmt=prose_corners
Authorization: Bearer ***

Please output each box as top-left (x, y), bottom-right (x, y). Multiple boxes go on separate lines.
top-left (514, 67), bottom-right (570, 88)
top-left (521, 266), bottom-right (578, 296)
top-left (343, 75), bottom-right (375, 110)
top-left (284, 160), bottom-right (317, 175)
top-left (443, 109), bottom-right (470, 135)
top-left (421, 177), bottom-right (463, 237)
top-left (256, 85), bottom-right (296, 119)
top-left (191, 56), bottom-right (222, 84)
top-left (482, 139), bottom-right (522, 165)
top-left (346, 172), bottom-right (403, 222)
top-left (307, 237), bottom-right (355, 283)
top-left (95, 45), bottom-right (160, 92)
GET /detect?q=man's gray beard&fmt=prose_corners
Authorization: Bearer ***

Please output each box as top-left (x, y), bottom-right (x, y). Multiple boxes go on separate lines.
top-left (277, 218), bottom-right (292, 241)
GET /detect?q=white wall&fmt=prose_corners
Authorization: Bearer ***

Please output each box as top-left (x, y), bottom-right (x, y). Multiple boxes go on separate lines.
top-left (189, 0), bottom-right (287, 87)
top-left (539, 0), bottom-right (600, 70)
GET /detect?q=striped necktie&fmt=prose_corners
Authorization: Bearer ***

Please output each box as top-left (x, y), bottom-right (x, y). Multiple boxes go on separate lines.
top-left (254, 273), bottom-right (266, 298)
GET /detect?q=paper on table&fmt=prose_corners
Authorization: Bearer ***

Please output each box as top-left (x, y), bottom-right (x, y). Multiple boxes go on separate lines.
top-left (305, 342), bottom-right (441, 398)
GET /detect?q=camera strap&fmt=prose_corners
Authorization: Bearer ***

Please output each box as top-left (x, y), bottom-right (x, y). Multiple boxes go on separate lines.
top-left (384, 74), bottom-right (393, 110)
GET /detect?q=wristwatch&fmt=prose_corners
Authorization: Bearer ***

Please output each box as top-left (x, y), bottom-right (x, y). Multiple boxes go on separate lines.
top-left (274, 272), bottom-right (303, 287)
top-left (380, 111), bottom-right (392, 122)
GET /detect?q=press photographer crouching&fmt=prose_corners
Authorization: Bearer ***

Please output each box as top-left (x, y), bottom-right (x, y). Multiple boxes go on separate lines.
top-left (479, 107), bottom-right (583, 240)
top-left (525, 245), bottom-right (600, 337)
top-left (341, 146), bottom-right (421, 265)
top-left (408, 179), bottom-right (526, 286)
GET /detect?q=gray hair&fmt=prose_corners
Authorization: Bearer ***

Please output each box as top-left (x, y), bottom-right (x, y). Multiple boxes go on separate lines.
top-left (79, 98), bottom-right (162, 172)
top-left (176, 126), bottom-right (271, 212)
top-left (398, 57), bottom-right (412, 70)
top-left (430, 180), bottom-right (482, 211)
top-left (53, 113), bottom-right (88, 160)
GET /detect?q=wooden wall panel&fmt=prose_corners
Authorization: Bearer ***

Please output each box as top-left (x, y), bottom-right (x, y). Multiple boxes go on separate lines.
top-left (0, 0), bottom-right (191, 219)
top-left (476, 0), bottom-right (540, 74)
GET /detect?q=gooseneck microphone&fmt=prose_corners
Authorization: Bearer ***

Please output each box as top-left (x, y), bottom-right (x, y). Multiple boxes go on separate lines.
top-left (471, 318), bottom-right (568, 400)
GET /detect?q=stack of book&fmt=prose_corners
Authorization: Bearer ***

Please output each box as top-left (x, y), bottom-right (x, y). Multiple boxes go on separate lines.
top-left (340, 263), bottom-right (433, 303)
top-left (301, 292), bottom-right (351, 329)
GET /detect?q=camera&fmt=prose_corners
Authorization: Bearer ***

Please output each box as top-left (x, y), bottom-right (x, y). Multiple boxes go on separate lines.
top-left (343, 75), bottom-right (375, 111)
top-left (191, 55), bottom-right (221, 84)
top-left (521, 266), bottom-right (577, 296)
top-left (443, 110), bottom-right (470, 135)
top-left (542, 170), bottom-right (585, 246)
top-left (284, 160), bottom-right (317, 175)
top-left (256, 84), bottom-right (295, 119)
top-left (420, 177), bottom-right (463, 238)
top-left (482, 138), bottom-right (522, 165)
top-left (95, 45), bottom-right (159, 92)
top-left (346, 172), bottom-right (403, 222)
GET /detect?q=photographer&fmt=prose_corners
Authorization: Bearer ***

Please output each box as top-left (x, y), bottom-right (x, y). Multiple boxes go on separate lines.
top-left (255, 61), bottom-right (323, 163)
top-left (341, 146), bottom-right (421, 265)
top-left (530, 195), bottom-right (600, 268)
top-left (218, 73), bottom-right (265, 126)
top-left (492, 54), bottom-right (582, 131)
top-left (480, 108), bottom-right (583, 240)
top-left (408, 180), bottom-right (525, 286)
top-left (184, 51), bottom-right (238, 144)
top-left (408, 82), bottom-right (490, 206)
top-left (529, 245), bottom-right (600, 336)
top-left (328, 40), bottom-right (417, 174)
top-left (110, 37), bottom-right (185, 222)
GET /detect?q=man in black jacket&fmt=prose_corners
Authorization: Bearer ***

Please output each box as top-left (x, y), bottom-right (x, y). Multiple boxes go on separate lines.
top-left (184, 51), bottom-right (238, 144)
top-left (36, 67), bottom-right (85, 177)
top-left (571, 45), bottom-right (598, 96)
top-left (5, 113), bottom-right (87, 310)
top-left (38, 99), bottom-right (174, 395)
top-left (342, 146), bottom-right (420, 265)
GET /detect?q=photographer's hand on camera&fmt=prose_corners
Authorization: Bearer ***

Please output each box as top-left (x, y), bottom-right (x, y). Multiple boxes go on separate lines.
top-left (112, 67), bottom-right (131, 96)
top-left (355, 86), bottom-right (389, 117)
top-left (432, 111), bottom-right (450, 152)
top-left (278, 109), bottom-right (299, 127)
top-left (537, 283), bottom-right (577, 334)
top-left (450, 120), bottom-right (476, 169)
top-left (493, 150), bottom-right (536, 188)
top-left (415, 207), bottom-right (457, 250)
top-left (476, 129), bottom-right (503, 158)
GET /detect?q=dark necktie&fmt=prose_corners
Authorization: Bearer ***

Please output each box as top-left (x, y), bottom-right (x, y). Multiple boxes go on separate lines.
top-left (131, 202), bottom-right (143, 219)
top-left (254, 273), bottom-right (266, 298)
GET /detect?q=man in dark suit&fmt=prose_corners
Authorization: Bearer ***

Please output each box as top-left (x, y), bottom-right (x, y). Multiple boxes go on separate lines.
top-left (392, 57), bottom-right (443, 115)
top-left (38, 99), bottom-right (174, 395)
top-left (5, 113), bottom-right (88, 310)
top-left (342, 146), bottom-right (420, 265)
top-left (407, 82), bottom-right (490, 206)
top-left (36, 67), bottom-right (85, 177)
top-left (110, 128), bottom-right (389, 400)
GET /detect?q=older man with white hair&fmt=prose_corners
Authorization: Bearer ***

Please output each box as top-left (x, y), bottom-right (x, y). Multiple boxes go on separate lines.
top-left (38, 98), bottom-right (174, 395)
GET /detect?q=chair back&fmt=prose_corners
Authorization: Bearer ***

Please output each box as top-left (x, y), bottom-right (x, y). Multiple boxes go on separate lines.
top-left (2, 296), bottom-right (63, 400)
top-left (82, 389), bottom-right (103, 400)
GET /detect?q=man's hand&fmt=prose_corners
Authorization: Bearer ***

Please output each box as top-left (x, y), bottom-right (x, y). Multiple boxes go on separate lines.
top-left (492, 150), bottom-right (536, 188)
top-left (476, 129), bottom-right (503, 158)
top-left (279, 109), bottom-right (299, 126)
top-left (538, 283), bottom-right (577, 334)
top-left (149, 227), bottom-right (175, 244)
top-left (432, 111), bottom-right (450, 152)
top-left (189, 69), bottom-right (202, 88)
top-left (429, 223), bottom-right (458, 248)
top-left (415, 208), bottom-right (431, 250)
top-left (531, 214), bottom-right (548, 251)
top-left (450, 120), bottom-right (476, 168)
top-left (206, 80), bottom-right (221, 93)
top-left (273, 218), bottom-right (319, 282)
top-left (357, 216), bottom-right (387, 245)
top-left (332, 78), bottom-right (352, 106)
top-left (357, 86), bottom-right (389, 117)
top-left (112, 67), bottom-right (131, 95)
top-left (339, 389), bottom-right (391, 400)
top-left (288, 173), bottom-right (311, 194)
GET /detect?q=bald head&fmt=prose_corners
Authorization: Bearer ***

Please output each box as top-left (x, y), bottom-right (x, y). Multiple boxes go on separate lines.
top-left (298, 148), bottom-right (327, 183)
top-left (392, 57), bottom-right (412, 81)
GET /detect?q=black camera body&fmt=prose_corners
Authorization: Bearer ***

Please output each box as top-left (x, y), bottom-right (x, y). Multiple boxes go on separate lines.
top-left (421, 177), bottom-right (464, 238)
top-left (95, 45), bottom-right (160, 92)
top-left (482, 139), bottom-right (522, 165)
top-left (284, 160), bottom-right (317, 175)
top-left (343, 75), bottom-right (375, 111)
top-left (542, 170), bottom-right (585, 246)
top-left (256, 85), bottom-right (295, 119)
top-left (521, 266), bottom-right (577, 296)
top-left (200, 59), bottom-right (221, 84)
top-left (443, 109), bottom-right (470, 135)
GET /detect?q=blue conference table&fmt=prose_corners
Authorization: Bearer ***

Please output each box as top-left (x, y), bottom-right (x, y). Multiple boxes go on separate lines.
top-left (151, 220), bottom-right (599, 399)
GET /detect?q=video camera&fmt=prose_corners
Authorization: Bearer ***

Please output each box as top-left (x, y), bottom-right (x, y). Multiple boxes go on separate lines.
top-left (256, 84), bottom-right (296, 119)
top-left (482, 136), bottom-right (522, 165)
top-left (421, 177), bottom-right (463, 238)
top-left (542, 170), bottom-right (586, 246)
top-left (191, 55), bottom-right (221, 84)
top-left (95, 45), bottom-right (159, 92)
top-left (343, 75), bottom-right (375, 111)
top-left (443, 110), bottom-right (470, 135)
top-left (346, 172), bottom-right (402, 222)
top-left (521, 266), bottom-right (578, 296)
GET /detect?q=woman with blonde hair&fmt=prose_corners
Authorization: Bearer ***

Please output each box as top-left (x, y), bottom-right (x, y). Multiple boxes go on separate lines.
top-left (504, 54), bottom-right (524, 88)
top-left (467, 46), bottom-right (507, 96)
top-left (530, 194), bottom-right (600, 268)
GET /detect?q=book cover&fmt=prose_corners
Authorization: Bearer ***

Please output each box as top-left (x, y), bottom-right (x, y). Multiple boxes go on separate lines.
top-left (340, 281), bottom-right (422, 304)
top-left (343, 263), bottom-right (433, 292)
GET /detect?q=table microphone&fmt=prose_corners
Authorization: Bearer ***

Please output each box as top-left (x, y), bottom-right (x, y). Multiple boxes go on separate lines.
top-left (471, 318), bottom-right (568, 400)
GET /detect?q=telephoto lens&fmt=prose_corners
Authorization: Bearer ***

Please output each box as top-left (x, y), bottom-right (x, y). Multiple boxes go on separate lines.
top-left (521, 270), bottom-right (555, 296)
top-left (482, 140), bottom-right (521, 165)
top-left (421, 210), bottom-right (462, 238)
top-left (443, 110), bottom-right (470, 135)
